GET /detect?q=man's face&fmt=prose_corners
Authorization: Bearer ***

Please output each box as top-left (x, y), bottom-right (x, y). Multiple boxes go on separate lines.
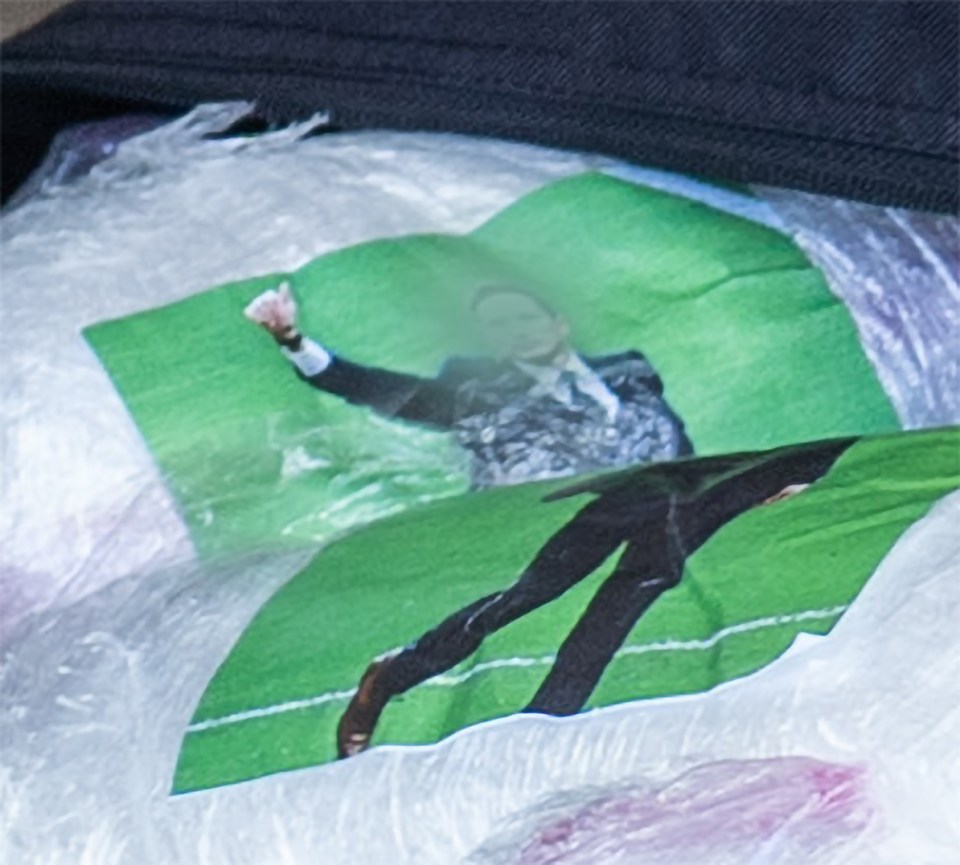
top-left (473, 292), bottom-right (570, 364)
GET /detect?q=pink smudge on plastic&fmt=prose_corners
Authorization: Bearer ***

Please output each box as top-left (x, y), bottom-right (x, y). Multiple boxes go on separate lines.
top-left (503, 758), bottom-right (871, 865)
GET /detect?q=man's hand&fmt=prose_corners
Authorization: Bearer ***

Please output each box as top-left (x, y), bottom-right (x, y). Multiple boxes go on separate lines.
top-left (244, 281), bottom-right (299, 342)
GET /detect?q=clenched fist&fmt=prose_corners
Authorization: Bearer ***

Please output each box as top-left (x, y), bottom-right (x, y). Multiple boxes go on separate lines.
top-left (244, 281), bottom-right (299, 343)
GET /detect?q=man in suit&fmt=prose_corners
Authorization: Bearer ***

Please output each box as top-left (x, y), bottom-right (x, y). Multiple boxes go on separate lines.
top-left (245, 282), bottom-right (693, 488)
top-left (335, 436), bottom-right (857, 757)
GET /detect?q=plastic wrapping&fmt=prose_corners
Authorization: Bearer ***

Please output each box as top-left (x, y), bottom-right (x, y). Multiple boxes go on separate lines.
top-left (0, 103), bottom-right (617, 628)
top-left (4, 104), bottom-right (956, 628)
top-left (468, 759), bottom-right (872, 864)
top-left (2, 105), bottom-right (959, 863)
top-left (5, 114), bottom-right (169, 210)
top-left (2, 492), bottom-right (957, 864)
top-left (758, 186), bottom-right (960, 428)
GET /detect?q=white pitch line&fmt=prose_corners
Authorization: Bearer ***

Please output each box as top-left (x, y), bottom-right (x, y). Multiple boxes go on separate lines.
top-left (187, 688), bottom-right (359, 733)
top-left (186, 605), bottom-right (847, 734)
top-left (617, 604), bottom-right (849, 657)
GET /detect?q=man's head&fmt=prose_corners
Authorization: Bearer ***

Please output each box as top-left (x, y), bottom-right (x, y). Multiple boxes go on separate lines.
top-left (470, 285), bottom-right (571, 365)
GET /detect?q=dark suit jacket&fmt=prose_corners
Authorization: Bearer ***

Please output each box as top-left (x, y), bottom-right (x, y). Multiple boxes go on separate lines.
top-left (298, 349), bottom-right (694, 455)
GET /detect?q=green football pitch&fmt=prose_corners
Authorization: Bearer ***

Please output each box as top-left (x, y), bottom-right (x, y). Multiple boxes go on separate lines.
top-left (85, 172), bottom-right (898, 560)
top-left (174, 428), bottom-right (958, 792)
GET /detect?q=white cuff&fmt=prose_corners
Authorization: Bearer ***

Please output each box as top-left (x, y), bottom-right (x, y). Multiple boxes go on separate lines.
top-left (281, 337), bottom-right (332, 376)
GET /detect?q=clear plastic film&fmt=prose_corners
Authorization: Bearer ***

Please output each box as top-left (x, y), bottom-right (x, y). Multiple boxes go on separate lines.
top-left (0, 103), bottom-right (618, 629)
top-left (3, 104), bottom-right (956, 628)
top-left (468, 759), bottom-right (873, 865)
top-left (2, 105), bottom-right (958, 864)
top-left (2, 493), bottom-right (957, 864)
top-left (757, 186), bottom-right (960, 428)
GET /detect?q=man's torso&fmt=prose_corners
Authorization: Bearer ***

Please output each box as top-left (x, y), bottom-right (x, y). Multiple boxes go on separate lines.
top-left (447, 352), bottom-right (690, 488)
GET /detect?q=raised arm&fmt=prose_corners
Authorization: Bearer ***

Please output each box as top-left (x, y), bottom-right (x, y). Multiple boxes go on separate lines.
top-left (244, 284), bottom-right (457, 429)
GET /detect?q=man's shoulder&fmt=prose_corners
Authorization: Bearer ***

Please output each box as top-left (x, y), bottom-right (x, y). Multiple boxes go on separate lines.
top-left (584, 350), bottom-right (653, 370)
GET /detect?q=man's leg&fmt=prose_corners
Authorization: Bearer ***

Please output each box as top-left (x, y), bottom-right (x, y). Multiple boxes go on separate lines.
top-left (524, 441), bottom-right (856, 716)
top-left (380, 497), bottom-right (638, 694)
top-left (525, 515), bottom-right (680, 715)
top-left (524, 482), bottom-right (752, 717)
top-left (337, 493), bottom-right (633, 756)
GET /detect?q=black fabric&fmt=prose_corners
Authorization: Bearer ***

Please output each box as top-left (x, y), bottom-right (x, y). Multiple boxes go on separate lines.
top-left (380, 436), bottom-right (857, 715)
top-left (303, 355), bottom-right (466, 429)
top-left (2, 1), bottom-right (957, 210)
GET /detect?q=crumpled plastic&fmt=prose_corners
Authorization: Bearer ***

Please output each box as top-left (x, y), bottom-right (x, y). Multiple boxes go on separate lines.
top-left (2, 491), bottom-right (956, 864)
top-left (468, 758), bottom-right (872, 865)
top-left (5, 113), bottom-right (170, 210)
top-left (2, 104), bottom-right (958, 864)
top-left (4, 103), bottom-right (957, 630)
top-left (0, 102), bottom-right (617, 629)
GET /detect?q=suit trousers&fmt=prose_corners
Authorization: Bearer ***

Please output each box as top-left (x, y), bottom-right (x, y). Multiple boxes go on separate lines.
top-left (379, 442), bottom-right (850, 714)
